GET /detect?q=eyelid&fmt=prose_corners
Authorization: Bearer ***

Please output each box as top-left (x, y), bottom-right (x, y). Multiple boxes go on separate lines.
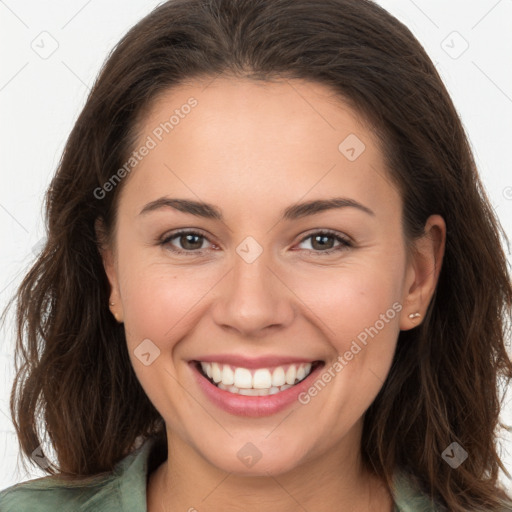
top-left (159, 227), bottom-right (211, 241)
top-left (297, 228), bottom-right (352, 245)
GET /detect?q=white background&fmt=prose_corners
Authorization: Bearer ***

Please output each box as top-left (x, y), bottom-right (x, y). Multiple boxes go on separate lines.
top-left (1, 0), bottom-right (511, 494)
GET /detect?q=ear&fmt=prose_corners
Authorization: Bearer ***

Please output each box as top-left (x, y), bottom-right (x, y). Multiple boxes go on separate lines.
top-left (399, 214), bottom-right (446, 330)
top-left (95, 217), bottom-right (124, 323)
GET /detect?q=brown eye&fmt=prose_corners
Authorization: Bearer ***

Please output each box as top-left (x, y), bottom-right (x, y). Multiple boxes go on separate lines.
top-left (161, 230), bottom-right (210, 254)
top-left (297, 230), bottom-right (352, 254)
top-left (176, 233), bottom-right (205, 250)
top-left (310, 234), bottom-right (336, 250)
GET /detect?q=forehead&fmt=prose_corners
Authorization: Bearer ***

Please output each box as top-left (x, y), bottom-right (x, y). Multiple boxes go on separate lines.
top-left (119, 77), bottom-right (400, 222)
top-left (141, 77), bottom-right (371, 152)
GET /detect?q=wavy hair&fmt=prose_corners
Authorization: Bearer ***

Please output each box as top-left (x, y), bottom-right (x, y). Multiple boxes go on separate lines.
top-left (3, 0), bottom-right (512, 510)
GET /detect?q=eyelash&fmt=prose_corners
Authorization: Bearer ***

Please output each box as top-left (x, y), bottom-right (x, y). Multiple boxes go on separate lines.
top-left (159, 229), bottom-right (353, 256)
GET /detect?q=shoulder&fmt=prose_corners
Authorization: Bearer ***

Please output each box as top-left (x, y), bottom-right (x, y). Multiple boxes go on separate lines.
top-left (391, 469), bottom-right (441, 511)
top-left (391, 470), bottom-right (512, 512)
top-left (0, 474), bottom-right (117, 512)
top-left (0, 437), bottom-right (161, 512)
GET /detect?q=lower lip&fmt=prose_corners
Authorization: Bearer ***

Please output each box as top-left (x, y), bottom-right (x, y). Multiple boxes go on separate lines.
top-left (190, 361), bottom-right (325, 417)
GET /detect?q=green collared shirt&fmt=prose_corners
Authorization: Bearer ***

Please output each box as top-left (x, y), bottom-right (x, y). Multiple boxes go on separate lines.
top-left (0, 437), bottom-right (446, 511)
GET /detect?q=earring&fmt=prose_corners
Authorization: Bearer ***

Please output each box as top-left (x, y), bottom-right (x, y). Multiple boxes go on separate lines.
top-left (408, 312), bottom-right (421, 319)
top-left (109, 301), bottom-right (122, 322)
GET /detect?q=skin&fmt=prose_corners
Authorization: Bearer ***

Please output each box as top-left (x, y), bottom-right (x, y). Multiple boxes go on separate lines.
top-left (97, 77), bottom-right (446, 511)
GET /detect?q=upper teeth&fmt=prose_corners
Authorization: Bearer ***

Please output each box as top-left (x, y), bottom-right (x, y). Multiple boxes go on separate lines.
top-left (200, 362), bottom-right (313, 389)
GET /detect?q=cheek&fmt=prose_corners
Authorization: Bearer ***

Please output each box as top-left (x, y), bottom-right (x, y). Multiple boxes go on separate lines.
top-left (118, 252), bottom-right (223, 354)
top-left (295, 258), bottom-right (403, 335)
top-left (286, 253), bottom-right (405, 383)
top-left (117, 259), bottom-right (214, 423)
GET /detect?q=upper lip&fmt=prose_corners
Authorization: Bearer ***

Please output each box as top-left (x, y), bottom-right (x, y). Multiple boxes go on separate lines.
top-left (190, 354), bottom-right (322, 369)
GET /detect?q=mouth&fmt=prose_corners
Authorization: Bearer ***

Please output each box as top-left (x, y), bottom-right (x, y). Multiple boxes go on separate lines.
top-left (192, 360), bottom-right (324, 397)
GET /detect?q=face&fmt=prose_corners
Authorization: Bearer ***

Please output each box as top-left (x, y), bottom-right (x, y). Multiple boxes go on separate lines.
top-left (100, 77), bottom-right (444, 477)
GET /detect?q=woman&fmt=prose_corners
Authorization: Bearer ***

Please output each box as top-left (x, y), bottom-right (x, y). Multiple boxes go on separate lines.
top-left (1, 0), bottom-right (511, 510)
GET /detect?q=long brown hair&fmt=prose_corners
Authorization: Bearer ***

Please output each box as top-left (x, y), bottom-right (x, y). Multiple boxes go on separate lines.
top-left (3, 0), bottom-right (511, 509)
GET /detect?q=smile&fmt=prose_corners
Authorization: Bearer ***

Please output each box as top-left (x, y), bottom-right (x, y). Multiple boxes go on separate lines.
top-left (195, 361), bottom-right (323, 396)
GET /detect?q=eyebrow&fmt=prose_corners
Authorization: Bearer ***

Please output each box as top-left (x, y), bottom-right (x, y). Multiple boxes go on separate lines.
top-left (138, 197), bottom-right (375, 220)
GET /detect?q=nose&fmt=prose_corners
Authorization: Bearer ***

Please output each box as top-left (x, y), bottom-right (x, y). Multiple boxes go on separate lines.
top-left (211, 250), bottom-right (295, 338)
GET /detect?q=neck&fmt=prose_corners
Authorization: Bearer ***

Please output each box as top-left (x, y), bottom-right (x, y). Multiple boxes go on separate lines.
top-left (147, 427), bottom-right (394, 512)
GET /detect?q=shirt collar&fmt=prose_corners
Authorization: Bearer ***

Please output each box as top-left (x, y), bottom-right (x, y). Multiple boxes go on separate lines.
top-left (22, 436), bottom-right (438, 511)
